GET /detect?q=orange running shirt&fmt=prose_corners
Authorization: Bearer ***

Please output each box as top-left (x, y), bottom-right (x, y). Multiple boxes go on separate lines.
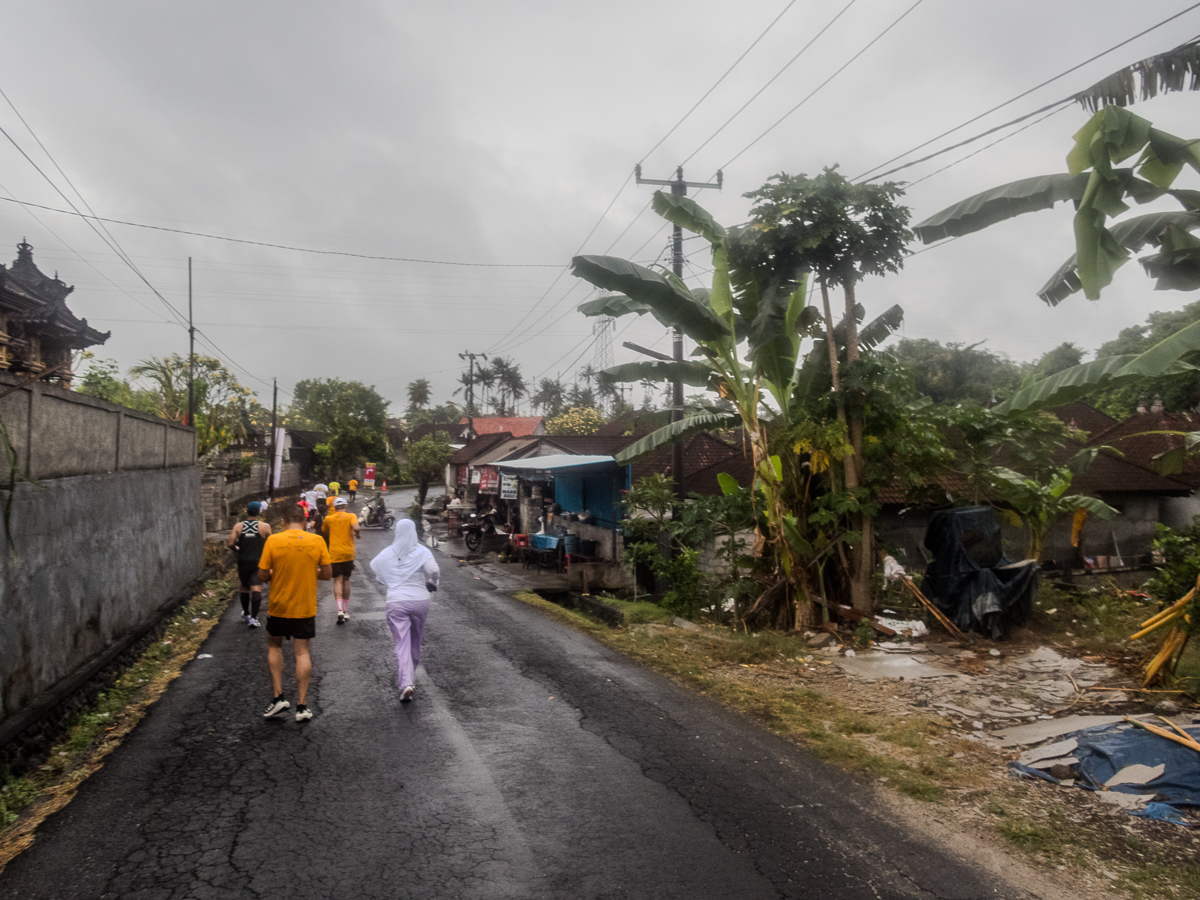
top-left (258, 529), bottom-right (331, 619)
top-left (348, 479), bottom-right (358, 491)
top-left (321, 510), bottom-right (358, 564)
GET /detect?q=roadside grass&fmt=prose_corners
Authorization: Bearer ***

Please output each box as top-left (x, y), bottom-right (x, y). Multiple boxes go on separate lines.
top-left (0, 574), bottom-right (232, 872)
top-left (597, 596), bottom-right (673, 625)
top-left (513, 588), bottom-right (1200, 899)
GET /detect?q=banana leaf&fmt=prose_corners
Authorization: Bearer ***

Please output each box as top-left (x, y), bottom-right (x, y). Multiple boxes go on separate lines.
top-left (599, 360), bottom-right (714, 387)
top-left (1139, 223), bottom-right (1200, 292)
top-left (913, 173), bottom-right (1091, 243)
top-left (1072, 38), bottom-right (1200, 112)
top-left (613, 412), bottom-right (741, 465)
top-left (577, 293), bottom-right (650, 318)
top-left (651, 191), bottom-right (727, 244)
top-left (1038, 211), bottom-right (1200, 305)
top-left (571, 255), bottom-right (729, 343)
top-left (993, 318), bottom-right (1200, 413)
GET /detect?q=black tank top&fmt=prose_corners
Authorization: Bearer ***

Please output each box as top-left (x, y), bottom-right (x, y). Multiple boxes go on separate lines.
top-left (237, 520), bottom-right (267, 564)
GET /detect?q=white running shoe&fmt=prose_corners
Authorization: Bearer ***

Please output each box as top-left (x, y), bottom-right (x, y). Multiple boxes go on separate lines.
top-left (263, 697), bottom-right (290, 717)
top-left (248, 617), bottom-right (260, 628)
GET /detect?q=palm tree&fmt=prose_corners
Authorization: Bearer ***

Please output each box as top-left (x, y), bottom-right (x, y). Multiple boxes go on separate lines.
top-left (475, 364), bottom-right (495, 413)
top-left (452, 370), bottom-right (477, 416)
top-left (406, 378), bottom-right (431, 410)
top-left (531, 377), bottom-right (566, 417)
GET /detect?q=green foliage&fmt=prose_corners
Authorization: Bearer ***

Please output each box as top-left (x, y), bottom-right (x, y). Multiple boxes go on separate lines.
top-left (1145, 521), bottom-right (1200, 604)
top-left (1090, 300), bottom-right (1200, 415)
top-left (405, 402), bottom-right (460, 430)
top-left (406, 378), bottom-right (431, 411)
top-left (75, 356), bottom-right (138, 407)
top-left (888, 339), bottom-right (1021, 405)
top-left (544, 406), bottom-right (605, 436)
top-left (405, 435), bottom-right (453, 506)
top-left (129, 354), bottom-right (255, 456)
top-left (289, 378), bottom-right (389, 475)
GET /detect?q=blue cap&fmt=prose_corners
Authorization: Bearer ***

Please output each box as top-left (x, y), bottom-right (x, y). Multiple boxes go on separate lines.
top-left (247, 501), bottom-right (262, 515)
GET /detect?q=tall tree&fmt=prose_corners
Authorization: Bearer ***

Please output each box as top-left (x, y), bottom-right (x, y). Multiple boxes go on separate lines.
top-left (531, 377), bottom-right (566, 417)
top-left (406, 378), bottom-right (431, 411)
top-left (889, 339), bottom-right (1022, 406)
top-left (737, 167), bottom-right (912, 612)
top-left (130, 354), bottom-right (255, 457)
top-left (289, 378), bottom-right (389, 474)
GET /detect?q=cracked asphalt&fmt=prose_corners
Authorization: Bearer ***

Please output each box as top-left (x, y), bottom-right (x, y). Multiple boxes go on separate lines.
top-left (0, 521), bottom-right (1031, 900)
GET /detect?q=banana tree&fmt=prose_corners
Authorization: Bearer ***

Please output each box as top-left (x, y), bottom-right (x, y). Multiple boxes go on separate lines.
top-left (989, 448), bottom-right (1119, 562)
top-left (573, 191), bottom-right (904, 626)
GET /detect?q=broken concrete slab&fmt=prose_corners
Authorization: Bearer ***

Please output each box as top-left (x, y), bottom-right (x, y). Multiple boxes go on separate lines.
top-left (992, 715), bottom-right (1130, 747)
top-left (1018, 738), bottom-right (1078, 765)
top-left (671, 616), bottom-right (701, 631)
top-left (834, 653), bottom-right (956, 680)
top-left (1105, 763), bottom-right (1165, 788)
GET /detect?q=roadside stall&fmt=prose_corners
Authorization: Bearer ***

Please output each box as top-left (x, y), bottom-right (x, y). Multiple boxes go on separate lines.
top-left (496, 454), bottom-right (631, 588)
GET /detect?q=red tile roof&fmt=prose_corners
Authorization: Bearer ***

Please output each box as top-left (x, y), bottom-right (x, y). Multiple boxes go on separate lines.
top-left (449, 432), bottom-right (512, 464)
top-left (459, 416), bottom-right (544, 436)
top-left (1085, 408), bottom-right (1200, 487)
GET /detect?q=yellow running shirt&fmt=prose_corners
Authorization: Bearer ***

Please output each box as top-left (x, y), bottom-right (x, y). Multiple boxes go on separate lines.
top-left (329, 481), bottom-right (340, 496)
top-left (322, 510), bottom-right (358, 564)
top-left (258, 529), bottom-right (331, 619)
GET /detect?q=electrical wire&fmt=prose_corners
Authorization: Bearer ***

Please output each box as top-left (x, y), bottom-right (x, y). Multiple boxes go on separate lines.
top-left (641, 0), bottom-right (801, 165)
top-left (679, 0), bottom-right (858, 168)
top-left (853, 2), bottom-right (1200, 182)
top-left (719, 0), bottom-right (927, 172)
top-left (0, 194), bottom-right (562, 269)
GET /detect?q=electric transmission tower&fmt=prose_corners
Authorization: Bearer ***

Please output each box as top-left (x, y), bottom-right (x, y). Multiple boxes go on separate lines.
top-left (592, 312), bottom-right (614, 372)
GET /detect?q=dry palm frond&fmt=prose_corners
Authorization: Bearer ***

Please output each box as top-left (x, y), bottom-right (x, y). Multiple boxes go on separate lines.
top-left (1131, 573), bottom-right (1197, 686)
top-left (1074, 39), bottom-right (1200, 112)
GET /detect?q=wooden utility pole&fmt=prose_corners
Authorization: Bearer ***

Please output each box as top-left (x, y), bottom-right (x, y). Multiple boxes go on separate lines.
top-left (458, 351), bottom-right (486, 436)
top-left (187, 257), bottom-right (195, 427)
top-left (633, 165), bottom-right (722, 498)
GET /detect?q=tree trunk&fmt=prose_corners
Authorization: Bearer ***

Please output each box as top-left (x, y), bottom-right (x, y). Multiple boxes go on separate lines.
top-left (841, 280), bottom-right (873, 614)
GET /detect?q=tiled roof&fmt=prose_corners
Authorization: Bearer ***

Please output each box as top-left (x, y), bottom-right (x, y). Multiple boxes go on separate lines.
top-left (449, 432), bottom-right (512, 464)
top-left (593, 410), bottom-right (671, 438)
top-left (1047, 402), bottom-right (1118, 440)
top-left (459, 416), bottom-right (544, 436)
top-left (634, 433), bottom-right (740, 492)
top-left (469, 437), bottom-right (543, 466)
top-left (1086, 408), bottom-right (1200, 486)
top-left (408, 422), bottom-right (469, 442)
top-left (687, 450), bottom-right (755, 496)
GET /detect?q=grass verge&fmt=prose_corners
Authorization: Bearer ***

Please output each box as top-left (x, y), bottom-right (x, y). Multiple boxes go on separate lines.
top-left (511, 589), bottom-right (1200, 899)
top-left (0, 575), bottom-right (232, 873)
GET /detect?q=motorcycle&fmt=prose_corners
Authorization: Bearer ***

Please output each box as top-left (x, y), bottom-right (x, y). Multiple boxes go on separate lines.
top-left (461, 510), bottom-right (506, 551)
top-left (358, 501), bottom-right (396, 530)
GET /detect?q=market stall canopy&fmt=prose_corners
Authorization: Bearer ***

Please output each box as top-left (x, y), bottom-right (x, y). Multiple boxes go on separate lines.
top-left (497, 455), bottom-right (624, 477)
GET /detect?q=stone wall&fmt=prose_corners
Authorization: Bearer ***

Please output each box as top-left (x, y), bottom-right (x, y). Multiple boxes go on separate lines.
top-left (0, 372), bottom-right (203, 742)
top-left (201, 458), bottom-right (302, 532)
top-left (696, 528), bottom-right (755, 576)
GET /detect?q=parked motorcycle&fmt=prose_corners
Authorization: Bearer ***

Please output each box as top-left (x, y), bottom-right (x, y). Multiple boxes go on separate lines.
top-left (462, 510), bottom-right (506, 551)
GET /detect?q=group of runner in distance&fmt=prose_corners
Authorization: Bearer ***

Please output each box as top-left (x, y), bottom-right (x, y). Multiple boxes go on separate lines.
top-left (228, 476), bottom-right (438, 721)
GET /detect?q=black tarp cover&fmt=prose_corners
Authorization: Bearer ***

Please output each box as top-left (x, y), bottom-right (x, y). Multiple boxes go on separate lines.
top-left (923, 506), bottom-right (1039, 639)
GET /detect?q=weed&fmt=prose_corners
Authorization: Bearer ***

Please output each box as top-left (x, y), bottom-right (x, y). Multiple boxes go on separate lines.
top-left (998, 819), bottom-right (1051, 850)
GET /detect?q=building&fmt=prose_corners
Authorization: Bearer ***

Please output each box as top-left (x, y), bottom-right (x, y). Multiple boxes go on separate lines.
top-left (0, 240), bottom-right (109, 385)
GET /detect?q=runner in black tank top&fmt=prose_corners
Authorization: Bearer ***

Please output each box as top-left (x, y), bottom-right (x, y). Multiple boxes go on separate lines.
top-left (229, 501), bottom-right (272, 627)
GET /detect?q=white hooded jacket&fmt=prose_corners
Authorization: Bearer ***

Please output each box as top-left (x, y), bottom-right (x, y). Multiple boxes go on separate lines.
top-left (370, 519), bottom-right (439, 603)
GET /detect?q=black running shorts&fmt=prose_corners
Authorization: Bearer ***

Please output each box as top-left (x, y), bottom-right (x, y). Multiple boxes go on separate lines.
top-left (330, 560), bottom-right (355, 578)
top-left (266, 615), bottom-right (316, 640)
top-left (237, 562), bottom-right (262, 589)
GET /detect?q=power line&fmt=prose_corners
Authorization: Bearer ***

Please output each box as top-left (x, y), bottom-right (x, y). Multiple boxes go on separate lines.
top-left (679, 0), bottom-right (859, 168)
top-left (853, 2), bottom-right (1200, 182)
top-left (0, 194), bottom-right (563, 269)
top-left (641, 0), bottom-right (801, 165)
top-left (903, 104), bottom-right (1072, 188)
top-left (720, 0), bottom-right (927, 172)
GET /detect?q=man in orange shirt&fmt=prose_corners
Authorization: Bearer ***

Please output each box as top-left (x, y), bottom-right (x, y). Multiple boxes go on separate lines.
top-left (322, 496), bottom-right (361, 624)
top-left (347, 477), bottom-right (358, 503)
top-left (258, 503), bottom-right (332, 722)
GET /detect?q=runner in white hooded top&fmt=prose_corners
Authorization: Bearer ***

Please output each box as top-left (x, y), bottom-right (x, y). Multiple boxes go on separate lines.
top-left (370, 519), bottom-right (439, 701)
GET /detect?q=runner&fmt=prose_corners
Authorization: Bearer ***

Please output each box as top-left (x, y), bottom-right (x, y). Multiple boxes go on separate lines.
top-left (347, 477), bottom-right (358, 503)
top-left (228, 501), bottom-right (272, 628)
top-left (322, 496), bottom-right (361, 624)
top-left (258, 503), bottom-right (331, 722)
top-left (370, 519), bottom-right (439, 703)
top-left (329, 479), bottom-right (340, 498)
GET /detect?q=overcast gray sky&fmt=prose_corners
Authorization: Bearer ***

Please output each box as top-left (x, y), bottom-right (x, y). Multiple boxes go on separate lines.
top-left (2, 0), bottom-right (1197, 414)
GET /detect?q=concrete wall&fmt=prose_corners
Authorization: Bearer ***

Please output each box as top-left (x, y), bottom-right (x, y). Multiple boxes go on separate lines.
top-left (201, 458), bottom-right (302, 532)
top-left (0, 372), bottom-right (203, 737)
top-left (697, 528), bottom-right (755, 577)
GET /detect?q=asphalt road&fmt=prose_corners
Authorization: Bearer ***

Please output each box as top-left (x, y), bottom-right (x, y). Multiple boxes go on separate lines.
top-left (0, 508), bottom-right (1026, 900)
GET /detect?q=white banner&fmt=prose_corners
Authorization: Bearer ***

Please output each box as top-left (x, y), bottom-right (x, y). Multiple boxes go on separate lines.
top-left (272, 426), bottom-right (286, 489)
top-left (500, 474), bottom-right (517, 500)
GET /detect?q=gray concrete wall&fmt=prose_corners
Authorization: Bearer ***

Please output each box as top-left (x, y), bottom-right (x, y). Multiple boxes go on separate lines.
top-left (0, 467), bottom-right (204, 726)
top-left (0, 371), bottom-right (202, 737)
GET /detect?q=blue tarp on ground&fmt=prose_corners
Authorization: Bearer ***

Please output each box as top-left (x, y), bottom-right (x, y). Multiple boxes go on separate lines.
top-left (1071, 722), bottom-right (1200, 807)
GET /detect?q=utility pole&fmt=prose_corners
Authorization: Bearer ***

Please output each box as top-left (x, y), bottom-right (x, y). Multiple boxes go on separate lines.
top-left (458, 351), bottom-right (487, 436)
top-left (634, 165), bottom-right (723, 497)
top-left (187, 257), bottom-right (195, 428)
top-left (267, 377), bottom-right (278, 498)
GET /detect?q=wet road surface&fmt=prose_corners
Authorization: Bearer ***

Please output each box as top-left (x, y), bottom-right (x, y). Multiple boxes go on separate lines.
top-left (0, 509), bottom-right (1027, 899)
